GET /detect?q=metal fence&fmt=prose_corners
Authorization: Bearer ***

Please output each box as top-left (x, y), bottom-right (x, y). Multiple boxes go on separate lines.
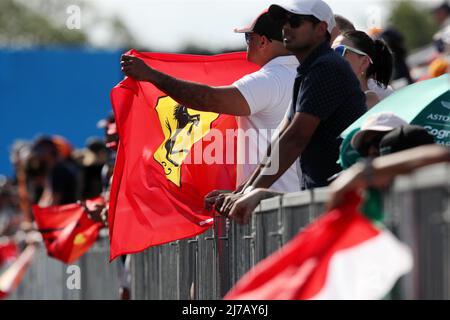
top-left (7, 231), bottom-right (120, 300)
top-left (6, 163), bottom-right (450, 300)
top-left (130, 163), bottom-right (450, 300)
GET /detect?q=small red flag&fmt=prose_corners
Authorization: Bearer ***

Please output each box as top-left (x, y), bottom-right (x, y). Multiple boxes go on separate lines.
top-left (32, 197), bottom-right (104, 264)
top-left (0, 245), bottom-right (36, 299)
top-left (225, 192), bottom-right (412, 300)
top-left (109, 50), bottom-right (259, 260)
top-left (0, 241), bottom-right (18, 268)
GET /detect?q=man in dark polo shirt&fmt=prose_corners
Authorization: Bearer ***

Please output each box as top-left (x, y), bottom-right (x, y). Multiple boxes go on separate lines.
top-left (219, 0), bottom-right (367, 216)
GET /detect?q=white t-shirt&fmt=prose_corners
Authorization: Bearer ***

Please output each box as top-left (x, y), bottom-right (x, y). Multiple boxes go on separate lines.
top-left (368, 78), bottom-right (394, 100)
top-left (233, 55), bottom-right (301, 193)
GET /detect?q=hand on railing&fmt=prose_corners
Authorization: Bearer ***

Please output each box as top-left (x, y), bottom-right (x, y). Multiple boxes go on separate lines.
top-left (227, 189), bottom-right (282, 225)
top-left (204, 190), bottom-right (232, 211)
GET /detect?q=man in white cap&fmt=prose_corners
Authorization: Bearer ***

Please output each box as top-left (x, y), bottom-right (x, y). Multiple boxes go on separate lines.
top-left (222, 0), bottom-right (367, 212)
top-left (121, 10), bottom-right (302, 194)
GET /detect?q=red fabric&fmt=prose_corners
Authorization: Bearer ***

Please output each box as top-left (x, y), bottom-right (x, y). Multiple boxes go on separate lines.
top-left (225, 192), bottom-right (380, 300)
top-left (0, 241), bottom-right (18, 267)
top-left (0, 245), bottom-right (36, 299)
top-left (108, 50), bottom-right (259, 260)
top-left (32, 198), bottom-right (103, 264)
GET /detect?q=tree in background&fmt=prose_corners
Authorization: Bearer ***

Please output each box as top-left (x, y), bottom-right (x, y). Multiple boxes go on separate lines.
top-left (388, 0), bottom-right (439, 51)
top-left (0, 0), bottom-right (136, 48)
top-left (0, 0), bottom-right (86, 47)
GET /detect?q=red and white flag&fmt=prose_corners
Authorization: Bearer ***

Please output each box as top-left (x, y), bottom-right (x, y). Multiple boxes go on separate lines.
top-left (225, 192), bottom-right (413, 300)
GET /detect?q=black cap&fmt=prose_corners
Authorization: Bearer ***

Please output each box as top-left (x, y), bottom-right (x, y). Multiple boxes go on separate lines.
top-left (379, 125), bottom-right (435, 156)
top-left (432, 2), bottom-right (450, 13)
top-left (234, 10), bottom-right (283, 42)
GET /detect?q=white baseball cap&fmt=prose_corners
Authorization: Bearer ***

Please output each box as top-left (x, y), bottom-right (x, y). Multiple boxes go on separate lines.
top-left (268, 0), bottom-right (336, 34)
top-left (351, 112), bottom-right (408, 149)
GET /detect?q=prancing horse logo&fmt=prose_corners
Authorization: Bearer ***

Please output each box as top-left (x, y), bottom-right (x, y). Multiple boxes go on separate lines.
top-left (153, 96), bottom-right (219, 187)
top-left (164, 105), bottom-right (200, 167)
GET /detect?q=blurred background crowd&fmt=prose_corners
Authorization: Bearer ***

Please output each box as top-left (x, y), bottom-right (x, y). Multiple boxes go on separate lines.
top-left (3, 0), bottom-right (450, 234)
top-left (1, 0), bottom-right (450, 299)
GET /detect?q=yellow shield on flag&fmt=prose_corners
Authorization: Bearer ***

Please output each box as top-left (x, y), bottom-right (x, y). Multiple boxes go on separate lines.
top-left (153, 96), bottom-right (219, 187)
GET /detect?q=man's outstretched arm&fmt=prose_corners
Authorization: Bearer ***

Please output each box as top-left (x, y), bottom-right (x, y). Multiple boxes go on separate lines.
top-left (121, 54), bottom-right (251, 116)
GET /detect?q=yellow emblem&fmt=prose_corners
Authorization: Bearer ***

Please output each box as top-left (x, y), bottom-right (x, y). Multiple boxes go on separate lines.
top-left (153, 96), bottom-right (219, 187)
top-left (73, 233), bottom-right (87, 246)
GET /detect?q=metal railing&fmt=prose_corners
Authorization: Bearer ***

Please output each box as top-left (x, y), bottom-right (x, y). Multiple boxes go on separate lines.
top-left (7, 163), bottom-right (450, 299)
top-left (130, 163), bottom-right (450, 300)
top-left (7, 231), bottom-right (120, 300)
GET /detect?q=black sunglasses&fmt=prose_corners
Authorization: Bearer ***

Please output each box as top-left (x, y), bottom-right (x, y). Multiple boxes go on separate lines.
top-left (244, 32), bottom-right (273, 45)
top-left (244, 32), bottom-right (252, 45)
top-left (274, 13), bottom-right (320, 29)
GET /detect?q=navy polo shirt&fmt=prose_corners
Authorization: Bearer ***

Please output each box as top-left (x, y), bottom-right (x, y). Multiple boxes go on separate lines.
top-left (287, 41), bottom-right (367, 190)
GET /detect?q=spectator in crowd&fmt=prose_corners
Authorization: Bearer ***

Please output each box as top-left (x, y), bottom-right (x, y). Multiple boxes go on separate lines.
top-left (331, 14), bottom-right (355, 39)
top-left (328, 125), bottom-right (438, 209)
top-left (428, 57), bottom-right (449, 79)
top-left (332, 31), bottom-right (393, 108)
top-left (217, 0), bottom-right (367, 219)
top-left (337, 112), bottom-right (408, 175)
top-left (379, 28), bottom-right (414, 85)
top-left (432, 2), bottom-right (450, 53)
top-left (432, 2), bottom-right (450, 28)
top-left (121, 10), bottom-right (302, 194)
top-left (97, 113), bottom-right (119, 193)
top-left (227, 112), bottom-right (408, 223)
top-left (80, 114), bottom-right (130, 300)
top-left (367, 27), bottom-right (383, 39)
top-left (73, 138), bottom-right (108, 200)
top-left (228, 124), bottom-right (436, 224)
top-left (0, 178), bottom-right (22, 237)
top-left (51, 136), bottom-right (73, 161)
top-left (350, 112), bottom-right (408, 159)
top-left (79, 115), bottom-right (118, 226)
top-left (9, 141), bottom-right (34, 227)
top-left (332, 17), bottom-right (395, 100)
top-left (28, 136), bottom-right (80, 206)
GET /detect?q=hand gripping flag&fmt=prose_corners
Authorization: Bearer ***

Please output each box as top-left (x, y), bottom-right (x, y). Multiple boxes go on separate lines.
top-left (32, 197), bottom-right (104, 264)
top-left (109, 50), bottom-right (259, 260)
top-left (225, 192), bottom-right (413, 300)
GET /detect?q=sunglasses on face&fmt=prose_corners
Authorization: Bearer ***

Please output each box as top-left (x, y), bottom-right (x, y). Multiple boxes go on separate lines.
top-left (245, 32), bottom-right (273, 45)
top-left (244, 32), bottom-right (252, 45)
top-left (334, 45), bottom-right (374, 64)
top-left (274, 13), bottom-right (318, 29)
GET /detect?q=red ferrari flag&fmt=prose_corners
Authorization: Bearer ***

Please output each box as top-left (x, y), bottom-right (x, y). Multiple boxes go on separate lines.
top-left (32, 197), bottom-right (104, 264)
top-left (109, 50), bottom-right (259, 260)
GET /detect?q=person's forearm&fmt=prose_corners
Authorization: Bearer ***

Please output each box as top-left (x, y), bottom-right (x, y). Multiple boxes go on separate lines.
top-left (144, 67), bottom-right (220, 112)
top-left (241, 119), bottom-right (290, 191)
top-left (371, 145), bottom-right (450, 181)
top-left (239, 150), bottom-right (272, 192)
top-left (257, 189), bottom-right (284, 201)
top-left (252, 133), bottom-right (305, 189)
